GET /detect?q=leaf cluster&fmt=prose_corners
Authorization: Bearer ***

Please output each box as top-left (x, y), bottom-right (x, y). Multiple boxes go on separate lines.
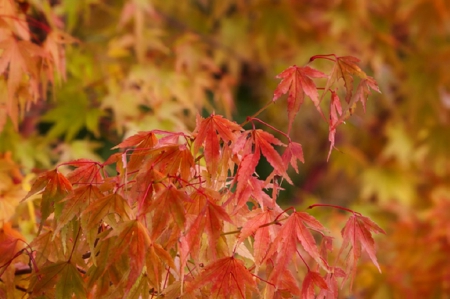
top-left (0, 50), bottom-right (384, 298)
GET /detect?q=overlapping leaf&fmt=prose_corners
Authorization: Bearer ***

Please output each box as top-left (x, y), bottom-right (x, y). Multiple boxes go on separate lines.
top-left (186, 256), bottom-right (257, 298)
top-left (23, 169), bottom-right (73, 232)
top-left (265, 212), bottom-right (328, 286)
top-left (183, 196), bottom-right (232, 262)
top-left (193, 113), bottom-right (242, 174)
top-left (301, 271), bottom-right (328, 299)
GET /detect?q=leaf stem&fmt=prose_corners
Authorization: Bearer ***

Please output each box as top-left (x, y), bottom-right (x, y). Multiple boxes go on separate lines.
top-left (309, 54), bottom-right (337, 62)
top-left (68, 227), bottom-right (82, 262)
top-left (297, 249), bottom-right (310, 272)
top-left (307, 203), bottom-right (356, 214)
top-left (240, 100), bottom-right (274, 127)
top-left (247, 117), bottom-right (291, 142)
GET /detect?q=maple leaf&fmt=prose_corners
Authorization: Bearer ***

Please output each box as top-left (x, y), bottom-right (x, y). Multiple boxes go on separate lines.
top-left (113, 131), bottom-right (159, 172)
top-left (23, 169), bottom-right (73, 233)
top-left (254, 130), bottom-right (289, 180)
top-left (321, 55), bottom-right (365, 104)
top-left (273, 65), bottom-right (327, 133)
top-left (186, 256), bottom-right (258, 298)
top-left (146, 184), bottom-right (192, 239)
top-left (43, 30), bottom-right (79, 82)
top-left (65, 159), bottom-right (104, 185)
top-left (317, 267), bottom-right (346, 299)
top-left (301, 271), bottom-right (328, 299)
top-left (233, 177), bottom-right (277, 211)
top-left (282, 141), bottom-right (304, 173)
top-left (327, 89), bottom-right (343, 160)
top-left (112, 131), bottom-right (159, 149)
top-left (237, 208), bottom-right (280, 265)
top-left (0, 36), bottom-right (46, 129)
top-left (352, 76), bottom-right (381, 112)
top-left (265, 212), bottom-right (328, 287)
top-left (183, 195), bottom-right (232, 262)
top-left (142, 143), bottom-right (194, 184)
top-left (338, 213), bottom-right (386, 287)
top-left (81, 192), bottom-right (133, 229)
top-left (29, 261), bottom-right (86, 298)
top-left (56, 262), bottom-right (86, 299)
top-left (262, 267), bottom-right (301, 298)
top-left (193, 113), bottom-right (242, 174)
top-left (234, 151), bottom-right (260, 206)
top-left (0, 223), bottom-right (26, 274)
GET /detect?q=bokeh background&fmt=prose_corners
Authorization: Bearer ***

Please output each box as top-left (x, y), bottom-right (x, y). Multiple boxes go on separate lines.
top-left (1, 1), bottom-right (450, 298)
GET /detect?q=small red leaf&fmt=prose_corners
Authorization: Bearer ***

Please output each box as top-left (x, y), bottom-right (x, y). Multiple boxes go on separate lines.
top-left (282, 141), bottom-right (304, 173)
top-left (273, 65), bottom-right (327, 133)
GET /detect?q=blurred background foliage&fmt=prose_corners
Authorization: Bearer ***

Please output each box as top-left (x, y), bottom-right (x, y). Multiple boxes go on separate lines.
top-left (1, 0), bottom-right (450, 298)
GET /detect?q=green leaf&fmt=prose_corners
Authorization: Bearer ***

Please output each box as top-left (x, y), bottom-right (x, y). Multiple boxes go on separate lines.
top-left (56, 262), bottom-right (86, 299)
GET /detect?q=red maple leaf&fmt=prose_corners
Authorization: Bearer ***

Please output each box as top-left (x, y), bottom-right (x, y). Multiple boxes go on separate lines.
top-left (282, 141), bottom-right (304, 173)
top-left (146, 184), bottom-right (192, 239)
top-left (237, 208), bottom-right (280, 265)
top-left (338, 213), bottom-right (386, 287)
top-left (301, 271), bottom-right (328, 299)
top-left (0, 36), bottom-right (47, 129)
top-left (317, 267), bottom-right (346, 299)
top-left (327, 89), bottom-right (343, 160)
top-left (193, 113), bottom-right (242, 174)
top-left (265, 212), bottom-right (328, 287)
top-left (182, 195), bottom-right (232, 262)
top-left (273, 65), bottom-right (327, 133)
top-left (233, 129), bottom-right (291, 209)
top-left (186, 256), bottom-right (258, 298)
top-left (64, 159), bottom-right (104, 185)
top-left (353, 76), bottom-right (381, 112)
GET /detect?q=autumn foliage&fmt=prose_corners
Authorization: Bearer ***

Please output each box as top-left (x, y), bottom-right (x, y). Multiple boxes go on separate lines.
top-left (11, 0), bottom-right (450, 298)
top-left (0, 1), bottom-right (384, 294)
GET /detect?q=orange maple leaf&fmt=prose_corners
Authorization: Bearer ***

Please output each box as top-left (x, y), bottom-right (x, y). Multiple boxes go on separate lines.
top-left (324, 56), bottom-right (365, 104)
top-left (234, 129), bottom-right (290, 207)
top-left (0, 223), bottom-right (26, 275)
top-left (146, 184), bottom-right (192, 239)
top-left (0, 36), bottom-right (46, 128)
top-left (23, 169), bottom-right (72, 233)
top-left (183, 195), bottom-right (232, 262)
